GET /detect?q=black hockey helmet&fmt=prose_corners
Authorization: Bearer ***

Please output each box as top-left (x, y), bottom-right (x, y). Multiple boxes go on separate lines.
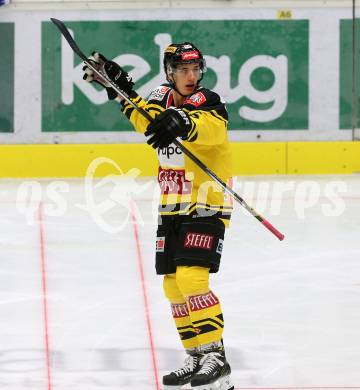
top-left (163, 42), bottom-right (207, 81)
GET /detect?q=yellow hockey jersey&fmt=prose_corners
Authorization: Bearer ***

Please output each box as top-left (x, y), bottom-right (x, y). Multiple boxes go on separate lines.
top-left (121, 84), bottom-right (233, 224)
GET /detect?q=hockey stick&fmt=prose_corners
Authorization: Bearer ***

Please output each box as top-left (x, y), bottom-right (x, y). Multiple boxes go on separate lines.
top-left (50, 18), bottom-right (285, 241)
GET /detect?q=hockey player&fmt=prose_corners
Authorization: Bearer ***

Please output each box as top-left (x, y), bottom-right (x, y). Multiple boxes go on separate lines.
top-left (83, 42), bottom-right (234, 390)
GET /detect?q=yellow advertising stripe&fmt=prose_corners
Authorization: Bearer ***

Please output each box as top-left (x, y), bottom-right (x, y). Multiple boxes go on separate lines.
top-left (287, 141), bottom-right (360, 174)
top-left (0, 141), bottom-right (360, 178)
top-left (231, 142), bottom-right (287, 175)
top-left (232, 141), bottom-right (360, 175)
top-left (0, 144), bottom-right (158, 178)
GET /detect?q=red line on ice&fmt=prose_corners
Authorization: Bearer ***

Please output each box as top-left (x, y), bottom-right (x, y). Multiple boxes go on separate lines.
top-left (130, 200), bottom-right (160, 390)
top-left (38, 202), bottom-right (52, 390)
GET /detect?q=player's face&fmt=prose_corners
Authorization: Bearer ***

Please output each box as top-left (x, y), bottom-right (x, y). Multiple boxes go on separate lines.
top-left (171, 63), bottom-right (201, 95)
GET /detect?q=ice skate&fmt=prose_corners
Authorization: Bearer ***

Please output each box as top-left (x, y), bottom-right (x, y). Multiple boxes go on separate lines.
top-left (163, 352), bottom-right (201, 389)
top-left (190, 350), bottom-right (234, 390)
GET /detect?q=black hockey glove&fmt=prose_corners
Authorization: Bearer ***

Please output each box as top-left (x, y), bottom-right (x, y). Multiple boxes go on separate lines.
top-left (82, 52), bottom-right (134, 100)
top-left (144, 108), bottom-right (193, 149)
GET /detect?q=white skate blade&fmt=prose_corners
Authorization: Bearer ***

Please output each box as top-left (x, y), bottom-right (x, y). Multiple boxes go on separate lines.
top-left (192, 374), bottom-right (234, 390)
top-left (162, 385), bottom-right (183, 390)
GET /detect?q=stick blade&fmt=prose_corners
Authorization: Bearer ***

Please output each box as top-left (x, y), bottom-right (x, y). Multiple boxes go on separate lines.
top-left (50, 18), bottom-right (88, 61)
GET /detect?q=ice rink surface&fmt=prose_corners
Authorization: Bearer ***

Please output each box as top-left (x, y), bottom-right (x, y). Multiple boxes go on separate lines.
top-left (0, 174), bottom-right (360, 390)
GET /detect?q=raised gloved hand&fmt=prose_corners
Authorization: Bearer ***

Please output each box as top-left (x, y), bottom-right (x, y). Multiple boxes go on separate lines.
top-left (82, 52), bottom-right (134, 100)
top-left (144, 108), bottom-right (193, 149)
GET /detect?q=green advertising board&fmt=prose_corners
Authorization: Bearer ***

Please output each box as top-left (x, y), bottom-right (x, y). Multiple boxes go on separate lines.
top-left (340, 19), bottom-right (360, 129)
top-left (0, 23), bottom-right (14, 133)
top-left (42, 20), bottom-right (309, 132)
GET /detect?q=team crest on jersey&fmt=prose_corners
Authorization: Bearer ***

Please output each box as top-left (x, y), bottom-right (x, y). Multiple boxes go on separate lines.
top-left (184, 92), bottom-right (206, 107)
top-left (148, 86), bottom-right (170, 101)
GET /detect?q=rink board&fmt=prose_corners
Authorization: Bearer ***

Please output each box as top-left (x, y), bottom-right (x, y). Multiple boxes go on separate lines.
top-left (0, 141), bottom-right (360, 178)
